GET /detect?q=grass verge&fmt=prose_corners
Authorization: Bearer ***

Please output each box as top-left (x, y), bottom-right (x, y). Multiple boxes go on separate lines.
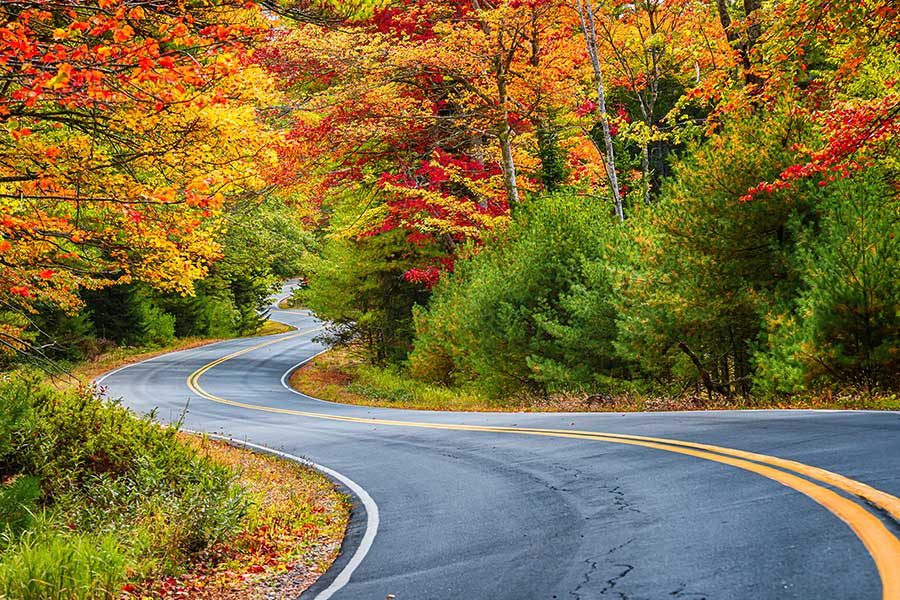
top-left (290, 347), bottom-right (498, 411)
top-left (252, 319), bottom-right (295, 337)
top-left (290, 347), bottom-right (900, 412)
top-left (0, 375), bottom-right (349, 600)
top-left (139, 434), bottom-right (349, 600)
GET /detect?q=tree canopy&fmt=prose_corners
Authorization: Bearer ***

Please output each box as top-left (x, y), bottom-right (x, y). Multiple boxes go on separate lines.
top-left (1, 0), bottom-right (899, 399)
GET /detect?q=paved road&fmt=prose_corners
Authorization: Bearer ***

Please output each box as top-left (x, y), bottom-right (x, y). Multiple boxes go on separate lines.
top-left (101, 283), bottom-right (900, 600)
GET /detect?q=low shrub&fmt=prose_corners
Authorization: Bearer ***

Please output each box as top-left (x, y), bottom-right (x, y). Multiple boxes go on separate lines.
top-left (0, 374), bottom-right (248, 595)
top-left (0, 529), bottom-right (130, 600)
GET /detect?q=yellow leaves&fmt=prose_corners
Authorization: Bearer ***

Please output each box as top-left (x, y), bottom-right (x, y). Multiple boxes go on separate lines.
top-left (46, 63), bottom-right (73, 90)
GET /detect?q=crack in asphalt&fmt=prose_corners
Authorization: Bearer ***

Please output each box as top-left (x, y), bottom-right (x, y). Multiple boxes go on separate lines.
top-left (670, 582), bottom-right (709, 598)
top-left (604, 485), bottom-right (643, 514)
top-left (568, 559), bottom-right (599, 600)
top-left (606, 538), bottom-right (636, 555)
top-left (568, 539), bottom-right (637, 599)
top-left (543, 460), bottom-right (586, 493)
top-left (599, 564), bottom-right (635, 598)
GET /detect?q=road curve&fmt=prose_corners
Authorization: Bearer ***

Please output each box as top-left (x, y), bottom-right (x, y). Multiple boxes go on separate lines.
top-left (100, 283), bottom-right (900, 600)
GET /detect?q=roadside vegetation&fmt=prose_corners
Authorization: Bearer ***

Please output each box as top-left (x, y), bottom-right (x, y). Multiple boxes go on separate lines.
top-left (3, 2), bottom-right (898, 414)
top-left (292, 2), bottom-right (900, 409)
top-left (293, 347), bottom-right (900, 412)
top-left (0, 375), bottom-right (349, 600)
top-left (1, 1), bottom-right (898, 593)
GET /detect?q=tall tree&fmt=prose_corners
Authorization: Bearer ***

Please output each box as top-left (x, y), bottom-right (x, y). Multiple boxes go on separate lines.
top-left (575, 0), bottom-right (624, 221)
top-left (0, 0), bottom-right (277, 355)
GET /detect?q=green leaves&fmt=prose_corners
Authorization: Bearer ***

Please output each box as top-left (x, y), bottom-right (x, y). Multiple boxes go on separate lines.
top-left (410, 194), bottom-right (626, 396)
top-left (757, 172), bottom-right (900, 392)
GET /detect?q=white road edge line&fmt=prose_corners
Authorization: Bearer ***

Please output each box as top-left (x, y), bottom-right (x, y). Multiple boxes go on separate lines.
top-left (199, 433), bottom-right (380, 600)
top-left (280, 349), bottom-right (335, 405)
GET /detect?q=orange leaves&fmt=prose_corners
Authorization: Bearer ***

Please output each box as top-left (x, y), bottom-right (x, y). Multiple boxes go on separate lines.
top-left (112, 24), bottom-right (134, 43)
top-left (0, 1), bottom-right (279, 318)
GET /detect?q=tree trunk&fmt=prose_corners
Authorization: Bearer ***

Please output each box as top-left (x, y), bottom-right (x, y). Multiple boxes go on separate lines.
top-left (495, 73), bottom-right (520, 206)
top-left (575, 0), bottom-right (623, 222)
top-left (715, 0), bottom-right (764, 87)
top-left (678, 341), bottom-right (730, 400)
top-left (498, 127), bottom-right (520, 206)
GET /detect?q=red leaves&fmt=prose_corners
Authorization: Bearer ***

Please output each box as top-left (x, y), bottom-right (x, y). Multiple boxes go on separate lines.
top-left (576, 100), bottom-right (597, 117)
top-left (371, 3), bottom-right (439, 41)
top-left (404, 257), bottom-right (456, 289)
top-left (404, 267), bottom-right (441, 288)
top-left (742, 96), bottom-right (900, 201)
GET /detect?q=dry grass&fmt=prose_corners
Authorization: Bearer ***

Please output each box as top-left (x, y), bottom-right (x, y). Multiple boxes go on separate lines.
top-left (290, 348), bottom-right (900, 412)
top-left (133, 435), bottom-right (350, 600)
top-left (252, 319), bottom-right (295, 337)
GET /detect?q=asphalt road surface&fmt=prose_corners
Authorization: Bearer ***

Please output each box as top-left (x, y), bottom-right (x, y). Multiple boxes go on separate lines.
top-left (100, 282), bottom-right (900, 600)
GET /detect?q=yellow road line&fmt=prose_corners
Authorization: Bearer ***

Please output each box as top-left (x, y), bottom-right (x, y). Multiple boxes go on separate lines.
top-left (186, 331), bottom-right (900, 599)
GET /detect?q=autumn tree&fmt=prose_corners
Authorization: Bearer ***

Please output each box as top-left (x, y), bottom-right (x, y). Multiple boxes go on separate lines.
top-left (268, 0), bottom-right (585, 290)
top-left (0, 0), bottom-right (284, 357)
top-left (587, 0), bottom-right (731, 205)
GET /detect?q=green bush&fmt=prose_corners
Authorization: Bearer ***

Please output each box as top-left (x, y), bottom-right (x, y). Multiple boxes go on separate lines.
top-left (0, 476), bottom-right (40, 541)
top-left (303, 228), bottom-right (434, 363)
top-left (161, 278), bottom-right (243, 339)
top-left (0, 374), bottom-right (249, 594)
top-left (84, 284), bottom-right (174, 347)
top-left (613, 108), bottom-right (818, 396)
top-left (25, 308), bottom-right (96, 362)
top-left (756, 172), bottom-right (900, 392)
top-left (0, 529), bottom-right (130, 600)
top-left (410, 194), bottom-right (626, 396)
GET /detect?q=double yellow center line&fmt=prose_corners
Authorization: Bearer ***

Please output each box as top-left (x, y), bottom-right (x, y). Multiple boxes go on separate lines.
top-left (187, 328), bottom-right (900, 599)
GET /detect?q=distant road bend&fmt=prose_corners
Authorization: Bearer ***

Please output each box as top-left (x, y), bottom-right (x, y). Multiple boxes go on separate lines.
top-left (101, 282), bottom-right (900, 600)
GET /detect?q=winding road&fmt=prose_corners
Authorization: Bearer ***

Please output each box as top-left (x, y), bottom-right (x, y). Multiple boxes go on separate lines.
top-left (100, 283), bottom-right (900, 600)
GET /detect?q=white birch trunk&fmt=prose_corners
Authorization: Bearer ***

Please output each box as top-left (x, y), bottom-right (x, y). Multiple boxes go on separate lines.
top-left (576, 0), bottom-right (624, 222)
